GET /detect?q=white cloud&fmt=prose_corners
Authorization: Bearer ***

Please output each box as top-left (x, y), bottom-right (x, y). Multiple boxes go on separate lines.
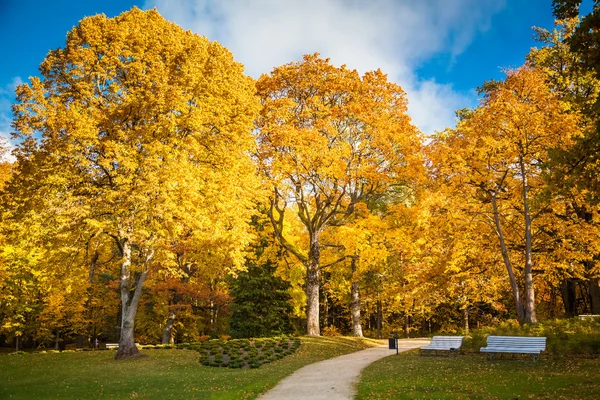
top-left (144, 0), bottom-right (505, 134)
top-left (405, 80), bottom-right (476, 136)
top-left (0, 77), bottom-right (21, 163)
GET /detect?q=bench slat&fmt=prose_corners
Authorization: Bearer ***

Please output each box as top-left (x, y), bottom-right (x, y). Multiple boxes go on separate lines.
top-left (480, 336), bottom-right (546, 357)
top-left (421, 336), bottom-right (464, 351)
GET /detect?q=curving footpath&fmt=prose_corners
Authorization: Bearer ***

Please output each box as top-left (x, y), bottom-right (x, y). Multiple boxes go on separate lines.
top-left (258, 338), bottom-right (430, 400)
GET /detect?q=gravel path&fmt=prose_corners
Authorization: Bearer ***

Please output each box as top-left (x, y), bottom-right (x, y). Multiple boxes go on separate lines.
top-left (258, 338), bottom-right (430, 400)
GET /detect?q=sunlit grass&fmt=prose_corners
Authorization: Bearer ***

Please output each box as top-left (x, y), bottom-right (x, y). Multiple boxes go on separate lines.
top-left (0, 336), bottom-right (376, 400)
top-left (356, 349), bottom-right (600, 399)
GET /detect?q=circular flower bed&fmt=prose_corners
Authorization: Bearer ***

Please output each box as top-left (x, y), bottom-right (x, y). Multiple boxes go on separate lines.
top-left (191, 336), bottom-right (301, 368)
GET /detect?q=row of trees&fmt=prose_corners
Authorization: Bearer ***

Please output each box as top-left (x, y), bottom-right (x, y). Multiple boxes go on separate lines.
top-left (1, 3), bottom-right (600, 359)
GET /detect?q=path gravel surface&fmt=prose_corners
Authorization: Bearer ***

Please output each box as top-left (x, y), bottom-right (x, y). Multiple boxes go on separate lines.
top-left (258, 338), bottom-right (430, 400)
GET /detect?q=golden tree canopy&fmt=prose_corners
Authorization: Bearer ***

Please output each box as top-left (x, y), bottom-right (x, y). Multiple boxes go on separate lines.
top-left (12, 7), bottom-right (261, 266)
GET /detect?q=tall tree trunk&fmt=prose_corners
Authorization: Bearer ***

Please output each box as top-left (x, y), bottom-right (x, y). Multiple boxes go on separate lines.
top-left (88, 248), bottom-right (99, 285)
top-left (491, 193), bottom-right (526, 323)
top-left (560, 278), bottom-right (578, 316)
top-left (589, 278), bottom-right (600, 314)
top-left (162, 287), bottom-right (184, 344)
top-left (351, 281), bottom-right (363, 337)
top-left (306, 232), bottom-right (321, 336)
top-left (376, 299), bottom-right (382, 339)
top-left (350, 256), bottom-right (363, 337)
top-left (306, 266), bottom-right (320, 336)
top-left (323, 288), bottom-right (329, 327)
top-left (519, 153), bottom-right (537, 323)
top-left (404, 314), bottom-right (410, 338)
top-left (463, 307), bottom-right (469, 335)
top-left (162, 311), bottom-right (177, 344)
top-left (115, 239), bottom-right (150, 360)
top-left (86, 248), bottom-right (99, 349)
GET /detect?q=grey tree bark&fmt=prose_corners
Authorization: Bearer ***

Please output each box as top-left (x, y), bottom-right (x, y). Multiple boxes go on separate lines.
top-left (376, 299), bottom-right (382, 339)
top-left (302, 231), bottom-right (321, 336)
top-left (519, 152), bottom-right (537, 324)
top-left (161, 311), bottom-right (177, 345)
top-left (350, 257), bottom-right (363, 337)
top-left (115, 238), bottom-right (151, 359)
top-left (491, 192), bottom-right (526, 324)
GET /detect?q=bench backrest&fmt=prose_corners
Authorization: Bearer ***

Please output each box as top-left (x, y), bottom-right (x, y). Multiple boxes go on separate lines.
top-left (427, 336), bottom-right (464, 348)
top-left (431, 336), bottom-right (464, 343)
top-left (486, 336), bottom-right (546, 351)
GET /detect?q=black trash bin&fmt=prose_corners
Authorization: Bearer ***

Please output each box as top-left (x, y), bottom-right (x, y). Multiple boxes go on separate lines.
top-left (388, 338), bottom-right (396, 349)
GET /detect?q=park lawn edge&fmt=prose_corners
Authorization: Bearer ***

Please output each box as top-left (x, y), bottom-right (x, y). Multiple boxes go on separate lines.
top-left (0, 335), bottom-right (383, 400)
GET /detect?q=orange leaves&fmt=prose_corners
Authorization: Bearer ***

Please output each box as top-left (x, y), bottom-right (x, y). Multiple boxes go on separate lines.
top-left (256, 54), bottom-right (423, 334)
top-left (12, 7), bottom-right (261, 256)
top-left (4, 8), bottom-right (265, 348)
top-left (436, 66), bottom-right (581, 200)
top-left (257, 53), bottom-right (422, 223)
top-left (426, 66), bottom-right (585, 322)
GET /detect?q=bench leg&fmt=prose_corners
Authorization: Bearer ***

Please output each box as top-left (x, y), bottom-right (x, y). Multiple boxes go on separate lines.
top-left (489, 353), bottom-right (493, 361)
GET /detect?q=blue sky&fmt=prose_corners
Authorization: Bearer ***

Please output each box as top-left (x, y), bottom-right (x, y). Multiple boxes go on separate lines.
top-left (0, 0), bottom-right (589, 160)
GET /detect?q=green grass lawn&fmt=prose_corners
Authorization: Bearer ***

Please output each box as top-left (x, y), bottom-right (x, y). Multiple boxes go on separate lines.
top-left (0, 336), bottom-right (377, 400)
top-left (356, 350), bottom-right (600, 400)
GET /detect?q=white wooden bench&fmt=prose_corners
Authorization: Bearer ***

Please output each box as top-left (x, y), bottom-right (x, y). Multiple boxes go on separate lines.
top-left (420, 336), bottom-right (464, 356)
top-left (105, 343), bottom-right (140, 349)
top-left (480, 336), bottom-right (546, 361)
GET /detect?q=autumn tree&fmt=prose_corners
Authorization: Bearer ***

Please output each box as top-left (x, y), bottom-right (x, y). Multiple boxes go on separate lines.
top-left (433, 67), bottom-right (580, 324)
top-left (551, 1), bottom-right (600, 201)
top-left (255, 54), bottom-right (421, 336)
top-left (11, 8), bottom-right (260, 358)
top-left (321, 204), bottom-right (395, 337)
top-left (528, 18), bottom-right (600, 314)
top-left (0, 147), bottom-right (92, 350)
top-left (156, 229), bottom-right (249, 343)
top-left (552, 1), bottom-right (600, 80)
top-left (406, 178), bottom-right (513, 333)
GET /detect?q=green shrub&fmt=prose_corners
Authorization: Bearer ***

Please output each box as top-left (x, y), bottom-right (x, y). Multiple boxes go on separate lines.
top-left (228, 360), bottom-right (243, 369)
top-left (196, 335), bottom-right (301, 369)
